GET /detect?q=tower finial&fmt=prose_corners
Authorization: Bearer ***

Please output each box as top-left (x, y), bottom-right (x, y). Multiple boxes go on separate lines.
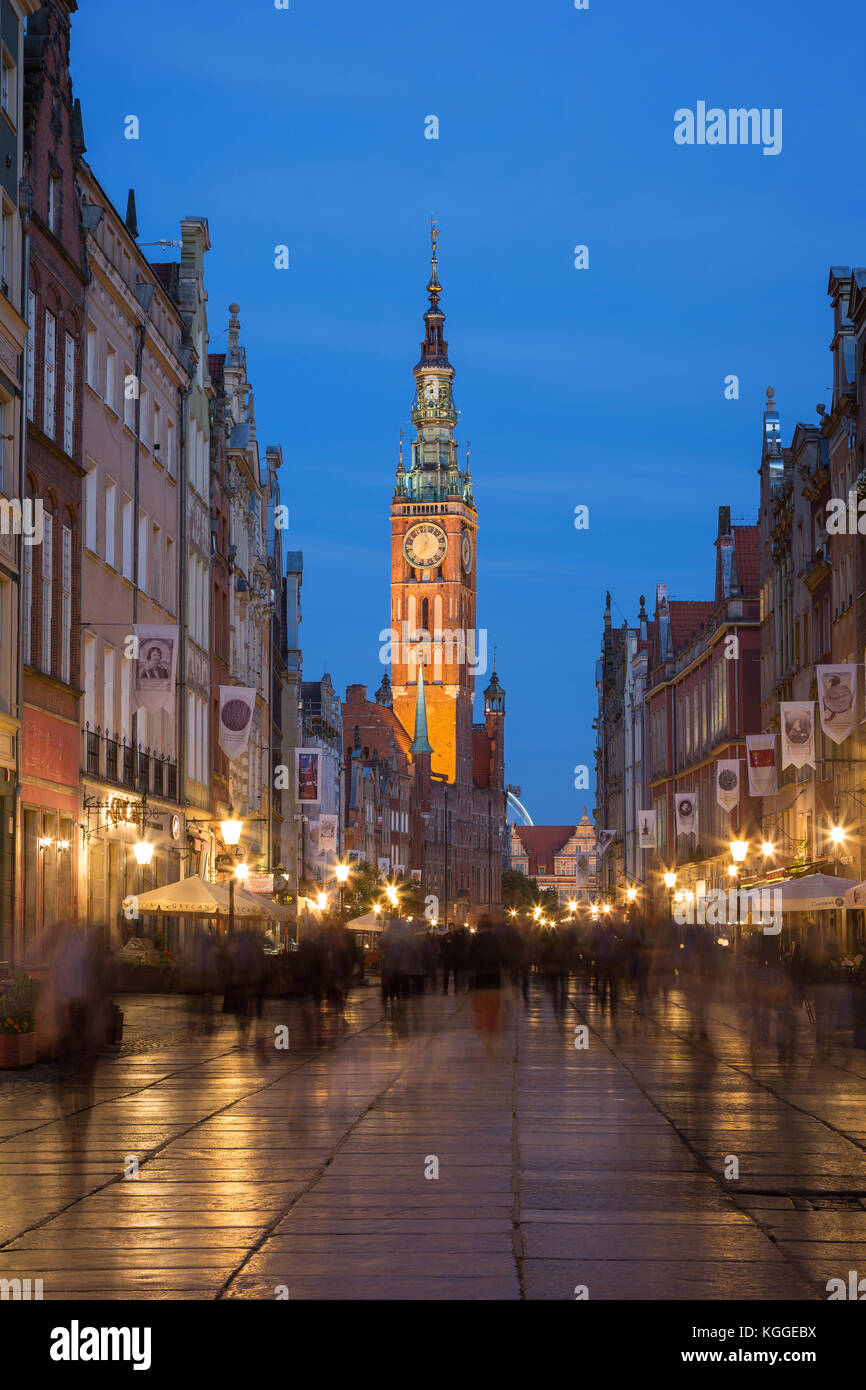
top-left (409, 656), bottom-right (434, 756)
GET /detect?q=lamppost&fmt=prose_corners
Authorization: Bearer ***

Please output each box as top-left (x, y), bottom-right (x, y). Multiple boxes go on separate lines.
top-left (626, 885), bottom-right (637, 928)
top-left (335, 861), bottom-right (350, 919)
top-left (663, 871), bottom-right (676, 919)
top-left (221, 811), bottom-right (244, 936)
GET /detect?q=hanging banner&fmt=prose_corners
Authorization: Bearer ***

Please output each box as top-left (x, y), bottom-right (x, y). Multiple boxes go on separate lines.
top-left (132, 624), bottom-right (178, 715)
top-left (596, 829), bottom-right (615, 858)
top-left (746, 734), bottom-right (778, 796)
top-left (295, 748), bottom-right (321, 804)
top-left (715, 759), bottom-right (740, 813)
top-left (637, 811), bottom-right (657, 850)
top-left (674, 793), bottom-right (696, 838)
top-left (319, 814), bottom-right (338, 855)
top-left (575, 853), bottom-right (589, 885)
top-left (377, 856), bottom-right (390, 877)
top-left (817, 665), bottom-right (857, 745)
top-left (780, 701), bottom-right (816, 770)
top-left (218, 687), bottom-right (256, 760)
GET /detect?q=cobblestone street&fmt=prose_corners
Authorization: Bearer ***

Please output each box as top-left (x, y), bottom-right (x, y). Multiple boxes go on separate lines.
top-left (2, 979), bottom-right (866, 1300)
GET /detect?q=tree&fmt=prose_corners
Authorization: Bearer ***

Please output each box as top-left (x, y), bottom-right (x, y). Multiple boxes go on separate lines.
top-left (502, 869), bottom-right (556, 914)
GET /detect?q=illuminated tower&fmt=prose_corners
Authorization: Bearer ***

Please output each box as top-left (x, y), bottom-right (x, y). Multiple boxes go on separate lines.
top-left (390, 224), bottom-right (478, 784)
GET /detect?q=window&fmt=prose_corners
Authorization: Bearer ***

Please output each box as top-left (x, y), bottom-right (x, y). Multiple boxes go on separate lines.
top-left (47, 174), bottom-right (59, 234)
top-left (137, 511), bottom-right (148, 592)
top-left (103, 644), bottom-right (115, 736)
top-left (1, 207), bottom-right (9, 293)
top-left (123, 367), bottom-right (135, 430)
top-left (104, 480), bottom-right (116, 568)
top-left (0, 398), bottom-right (5, 493)
top-left (84, 467), bottom-right (97, 553)
top-left (105, 344), bottom-right (116, 408)
top-left (22, 541), bottom-right (31, 665)
top-left (151, 523), bottom-right (160, 605)
top-left (60, 523), bottom-right (71, 683)
top-left (165, 536), bottom-right (175, 613)
top-left (86, 323), bottom-right (97, 388)
top-left (63, 332), bottom-right (75, 455)
top-left (152, 401), bottom-right (161, 462)
top-left (166, 418), bottom-right (175, 478)
top-left (41, 510), bottom-right (52, 672)
top-left (140, 384), bottom-right (148, 447)
top-left (43, 309), bottom-right (56, 438)
top-left (26, 289), bottom-right (35, 420)
top-left (121, 497), bottom-right (132, 580)
top-left (1, 51), bottom-right (12, 116)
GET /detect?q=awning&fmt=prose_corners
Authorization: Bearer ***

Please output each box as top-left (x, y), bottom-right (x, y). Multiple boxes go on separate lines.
top-left (773, 873), bottom-right (860, 913)
top-left (843, 881), bottom-right (866, 909)
top-left (127, 874), bottom-right (288, 920)
top-left (346, 910), bottom-right (384, 933)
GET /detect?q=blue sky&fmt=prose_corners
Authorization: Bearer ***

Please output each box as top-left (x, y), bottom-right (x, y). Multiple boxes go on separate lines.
top-left (71, 0), bottom-right (865, 824)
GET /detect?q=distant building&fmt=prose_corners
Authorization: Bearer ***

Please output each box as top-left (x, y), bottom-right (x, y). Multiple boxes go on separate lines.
top-left (510, 811), bottom-right (598, 907)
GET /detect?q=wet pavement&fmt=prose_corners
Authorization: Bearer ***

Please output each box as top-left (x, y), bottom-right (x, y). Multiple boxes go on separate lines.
top-left (2, 976), bottom-right (866, 1299)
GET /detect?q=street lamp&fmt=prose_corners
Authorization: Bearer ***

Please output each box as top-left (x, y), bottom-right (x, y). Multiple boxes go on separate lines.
top-left (220, 811), bottom-right (245, 936)
top-left (730, 839), bottom-right (749, 864)
top-left (133, 840), bottom-right (154, 867)
top-left (761, 840), bottom-right (775, 858)
top-left (663, 871), bottom-right (676, 918)
top-left (334, 861), bottom-right (350, 918)
top-left (316, 890), bottom-right (328, 912)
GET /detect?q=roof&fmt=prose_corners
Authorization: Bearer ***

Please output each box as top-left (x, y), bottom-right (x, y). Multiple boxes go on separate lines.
top-left (150, 262), bottom-right (178, 297)
top-left (732, 524), bottom-right (760, 595)
top-left (208, 352), bottom-right (226, 383)
top-left (668, 600), bottom-right (714, 653)
top-left (512, 826), bottom-right (576, 875)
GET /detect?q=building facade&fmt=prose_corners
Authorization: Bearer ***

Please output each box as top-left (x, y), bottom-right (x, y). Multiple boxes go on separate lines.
top-left (76, 168), bottom-right (187, 945)
top-left (510, 810), bottom-right (599, 907)
top-left (0, 0), bottom-right (41, 963)
top-left (18, 0), bottom-right (86, 959)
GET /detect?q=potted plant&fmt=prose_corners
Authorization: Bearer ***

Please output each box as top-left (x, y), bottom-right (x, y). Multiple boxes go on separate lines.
top-left (0, 971), bottom-right (40, 1068)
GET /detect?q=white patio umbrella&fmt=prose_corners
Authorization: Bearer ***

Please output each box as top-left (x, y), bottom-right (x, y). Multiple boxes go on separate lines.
top-left (346, 909), bottom-right (384, 933)
top-left (125, 874), bottom-right (229, 918)
top-left (775, 873), bottom-right (860, 913)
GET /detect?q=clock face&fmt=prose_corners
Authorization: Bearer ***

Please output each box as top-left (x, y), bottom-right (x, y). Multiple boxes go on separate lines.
top-left (461, 530), bottom-right (473, 574)
top-left (403, 522), bottom-right (448, 569)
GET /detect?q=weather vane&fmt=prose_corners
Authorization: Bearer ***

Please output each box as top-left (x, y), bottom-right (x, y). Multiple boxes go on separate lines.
top-left (430, 213), bottom-right (439, 256)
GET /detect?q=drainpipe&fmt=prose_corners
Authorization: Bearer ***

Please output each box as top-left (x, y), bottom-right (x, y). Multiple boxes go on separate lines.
top-left (130, 284), bottom-right (154, 802)
top-left (177, 378), bottom-right (192, 844)
top-left (13, 180), bottom-right (31, 963)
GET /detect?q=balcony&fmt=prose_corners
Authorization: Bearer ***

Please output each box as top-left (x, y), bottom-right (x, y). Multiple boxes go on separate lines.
top-left (82, 724), bottom-right (179, 802)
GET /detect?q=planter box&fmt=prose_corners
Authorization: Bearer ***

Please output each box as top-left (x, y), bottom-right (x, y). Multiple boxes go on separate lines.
top-left (0, 1032), bottom-right (36, 1068)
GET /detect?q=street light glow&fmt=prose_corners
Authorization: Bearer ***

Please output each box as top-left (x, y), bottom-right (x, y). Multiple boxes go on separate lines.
top-left (829, 825), bottom-right (846, 845)
top-left (761, 840), bottom-right (775, 857)
top-left (334, 862), bottom-right (350, 884)
top-left (133, 841), bottom-right (154, 866)
top-left (729, 839), bottom-right (749, 863)
top-left (221, 816), bottom-right (243, 846)
top-left (663, 872), bottom-right (676, 889)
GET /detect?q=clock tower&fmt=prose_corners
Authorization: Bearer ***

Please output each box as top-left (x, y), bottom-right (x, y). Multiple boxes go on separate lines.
top-left (390, 226), bottom-right (478, 785)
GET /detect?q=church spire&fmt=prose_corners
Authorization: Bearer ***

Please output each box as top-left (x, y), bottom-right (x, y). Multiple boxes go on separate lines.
top-left (409, 659), bottom-right (434, 756)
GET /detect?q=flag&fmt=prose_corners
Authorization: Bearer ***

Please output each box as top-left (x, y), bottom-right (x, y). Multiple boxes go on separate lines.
top-left (596, 829), bottom-right (615, 857)
top-left (817, 665), bottom-right (857, 745)
top-left (715, 759), bottom-right (740, 812)
top-left (637, 811), bottom-right (657, 849)
top-left (319, 814), bottom-right (338, 854)
top-left (295, 748), bottom-right (321, 804)
top-left (780, 701), bottom-right (815, 770)
top-left (132, 624), bottom-right (177, 715)
top-left (746, 735), bottom-right (778, 796)
top-left (674, 793), bottom-right (696, 837)
top-left (218, 687), bottom-right (256, 759)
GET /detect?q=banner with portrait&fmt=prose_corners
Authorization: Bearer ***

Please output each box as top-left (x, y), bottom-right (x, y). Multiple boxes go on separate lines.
top-left (319, 814), bottom-right (338, 855)
top-left (132, 624), bottom-right (178, 715)
top-left (780, 701), bottom-right (816, 770)
top-left (674, 793), bottom-right (696, 838)
top-left (295, 748), bottom-right (321, 804)
top-left (817, 665), bottom-right (857, 746)
top-left (596, 829), bottom-right (615, 858)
